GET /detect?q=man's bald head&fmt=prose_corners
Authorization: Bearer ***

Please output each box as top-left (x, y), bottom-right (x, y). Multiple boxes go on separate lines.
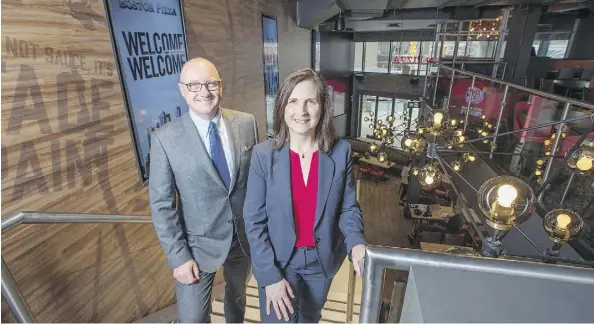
top-left (178, 57), bottom-right (223, 120)
top-left (180, 57), bottom-right (221, 83)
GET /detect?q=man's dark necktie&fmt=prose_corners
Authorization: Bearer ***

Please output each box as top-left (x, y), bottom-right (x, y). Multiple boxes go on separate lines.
top-left (208, 121), bottom-right (231, 189)
top-left (208, 121), bottom-right (237, 240)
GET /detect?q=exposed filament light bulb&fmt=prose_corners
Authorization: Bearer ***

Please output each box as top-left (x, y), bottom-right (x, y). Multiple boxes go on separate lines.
top-left (576, 156), bottom-right (593, 171)
top-left (452, 160), bottom-right (461, 171)
top-left (556, 213), bottom-right (571, 230)
top-left (404, 138), bottom-right (413, 147)
top-left (425, 175), bottom-right (434, 185)
top-left (433, 112), bottom-right (444, 125)
top-left (497, 184), bottom-right (518, 208)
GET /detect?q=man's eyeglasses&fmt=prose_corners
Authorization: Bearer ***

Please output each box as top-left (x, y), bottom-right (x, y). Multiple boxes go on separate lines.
top-left (180, 80), bottom-right (222, 92)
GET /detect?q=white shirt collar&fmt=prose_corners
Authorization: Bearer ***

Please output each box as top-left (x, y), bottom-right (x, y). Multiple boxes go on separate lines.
top-left (189, 108), bottom-right (222, 130)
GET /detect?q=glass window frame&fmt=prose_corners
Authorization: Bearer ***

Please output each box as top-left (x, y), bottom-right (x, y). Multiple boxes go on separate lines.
top-left (355, 41), bottom-right (437, 76)
top-left (356, 90), bottom-right (417, 149)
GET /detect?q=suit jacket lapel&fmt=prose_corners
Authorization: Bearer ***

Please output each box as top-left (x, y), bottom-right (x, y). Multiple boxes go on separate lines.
top-left (273, 145), bottom-right (296, 233)
top-left (181, 114), bottom-right (227, 191)
top-left (221, 109), bottom-right (240, 193)
top-left (315, 150), bottom-right (335, 229)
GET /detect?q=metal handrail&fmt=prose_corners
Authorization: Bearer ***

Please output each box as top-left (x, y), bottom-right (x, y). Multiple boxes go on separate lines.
top-left (358, 246), bottom-right (594, 323)
top-left (1, 212), bottom-right (152, 323)
top-left (435, 64), bottom-right (594, 111)
top-left (441, 60), bottom-right (507, 65)
top-left (344, 179), bottom-right (362, 323)
top-left (345, 264), bottom-right (357, 323)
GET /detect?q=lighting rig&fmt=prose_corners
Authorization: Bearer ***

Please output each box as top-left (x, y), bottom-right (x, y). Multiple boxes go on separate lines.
top-left (379, 108), bottom-right (594, 265)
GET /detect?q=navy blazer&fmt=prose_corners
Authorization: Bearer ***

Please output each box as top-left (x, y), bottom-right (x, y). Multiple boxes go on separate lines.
top-left (243, 138), bottom-right (367, 287)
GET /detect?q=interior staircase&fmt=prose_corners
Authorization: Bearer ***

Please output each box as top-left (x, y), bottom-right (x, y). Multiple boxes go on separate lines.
top-left (138, 260), bottom-right (362, 323)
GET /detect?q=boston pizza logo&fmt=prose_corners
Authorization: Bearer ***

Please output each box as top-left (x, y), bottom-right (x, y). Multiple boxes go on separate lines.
top-left (465, 87), bottom-right (484, 105)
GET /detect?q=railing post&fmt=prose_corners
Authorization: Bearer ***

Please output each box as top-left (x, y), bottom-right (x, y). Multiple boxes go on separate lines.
top-left (345, 179), bottom-right (361, 323)
top-left (432, 66), bottom-right (440, 107)
top-left (492, 8), bottom-right (510, 79)
top-left (345, 264), bottom-right (356, 323)
top-left (422, 63), bottom-right (429, 99)
top-left (490, 84), bottom-right (509, 158)
top-left (453, 22), bottom-right (462, 64)
top-left (464, 75), bottom-right (476, 132)
top-left (445, 69), bottom-right (455, 111)
top-left (560, 173), bottom-right (575, 207)
top-left (1, 256), bottom-right (36, 323)
top-left (359, 251), bottom-right (383, 323)
top-left (539, 102), bottom-right (572, 202)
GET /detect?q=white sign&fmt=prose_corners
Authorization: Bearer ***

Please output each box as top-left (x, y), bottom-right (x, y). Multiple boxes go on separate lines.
top-left (105, 0), bottom-right (189, 181)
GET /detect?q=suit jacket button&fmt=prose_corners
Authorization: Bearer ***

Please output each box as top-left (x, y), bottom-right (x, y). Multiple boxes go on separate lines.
top-left (228, 219), bottom-right (233, 223)
top-left (316, 237), bottom-right (321, 243)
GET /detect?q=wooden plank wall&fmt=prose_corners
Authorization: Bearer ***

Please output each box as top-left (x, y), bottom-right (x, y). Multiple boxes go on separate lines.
top-left (0, 0), bottom-right (310, 322)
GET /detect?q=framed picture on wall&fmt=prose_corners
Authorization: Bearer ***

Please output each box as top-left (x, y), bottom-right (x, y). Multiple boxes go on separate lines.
top-left (261, 14), bottom-right (279, 137)
top-left (103, 0), bottom-right (189, 183)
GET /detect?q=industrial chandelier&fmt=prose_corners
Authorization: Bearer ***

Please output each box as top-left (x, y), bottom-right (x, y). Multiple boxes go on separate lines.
top-left (382, 106), bottom-right (593, 264)
top-left (364, 107), bottom-right (415, 163)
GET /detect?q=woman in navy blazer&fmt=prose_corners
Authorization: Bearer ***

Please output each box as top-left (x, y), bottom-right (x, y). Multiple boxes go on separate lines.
top-left (243, 68), bottom-right (367, 323)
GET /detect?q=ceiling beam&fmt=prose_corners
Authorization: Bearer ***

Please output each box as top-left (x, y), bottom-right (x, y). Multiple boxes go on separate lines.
top-left (296, 0), bottom-right (341, 29)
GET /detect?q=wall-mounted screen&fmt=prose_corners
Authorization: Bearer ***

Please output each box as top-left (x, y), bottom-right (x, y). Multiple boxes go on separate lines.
top-left (104, 0), bottom-right (189, 182)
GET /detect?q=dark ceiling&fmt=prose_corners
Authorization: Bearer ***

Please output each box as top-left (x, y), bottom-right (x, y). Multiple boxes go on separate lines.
top-left (302, 0), bottom-right (594, 32)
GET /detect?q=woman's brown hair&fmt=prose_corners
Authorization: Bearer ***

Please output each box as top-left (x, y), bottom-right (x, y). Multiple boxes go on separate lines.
top-left (272, 68), bottom-right (336, 152)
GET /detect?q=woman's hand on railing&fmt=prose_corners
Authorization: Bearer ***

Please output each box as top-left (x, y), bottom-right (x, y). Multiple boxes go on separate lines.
top-left (351, 244), bottom-right (366, 276)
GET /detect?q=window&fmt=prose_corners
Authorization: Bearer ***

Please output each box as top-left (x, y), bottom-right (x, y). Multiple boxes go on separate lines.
top-left (377, 97), bottom-right (393, 122)
top-left (354, 42), bottom-right (363, 72)
top-left (547, 40), bottom-right (569, 58)
top-left (391, 41), bottom-right (419, 75)
top-left (442, 40), bottom-right (498, 59)
top-left (533, 32), bottom-right (572, 58)
top-left (363, 42), bottom-right (390, 73)
top-left (358, 94), bottom-right (419, 149)
top-left (391, 41), bottom-right (435, 76)
top-left (360, 95), bottom-right (376, 139)
top-left (353, 41), bottom-right (437, 75)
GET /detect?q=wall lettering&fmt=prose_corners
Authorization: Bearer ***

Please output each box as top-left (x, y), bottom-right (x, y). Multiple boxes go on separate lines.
top-left (13, 141), bottom-right (50, 200)
top-left (5, 36), bottom-right (114, 76)
top-left (4, 136), bottom-right (117, 208)
top-left (3, 34), bottom-right (119, 211)
top-left (58, 70), bottom-right (91, 131)
top-left (7, 64), bottom-right (53, 134)
top-left (5, 36), bottom-right (40, 60)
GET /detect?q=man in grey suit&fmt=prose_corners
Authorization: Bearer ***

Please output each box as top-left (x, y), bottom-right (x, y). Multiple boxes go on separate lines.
top-left (149, 58), bottom-right (258, 323)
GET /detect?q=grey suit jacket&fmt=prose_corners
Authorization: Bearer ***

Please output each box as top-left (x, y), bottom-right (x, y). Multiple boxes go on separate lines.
top-left (243, 138), bottom-right (367, 287)
top-left (149, 108), bottom-right (258, 273)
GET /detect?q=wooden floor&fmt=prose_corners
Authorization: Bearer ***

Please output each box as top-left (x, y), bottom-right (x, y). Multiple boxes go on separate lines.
top-left (358, 173), bottom-right (412, 248)
top-left (356, 167), bottom-right (413, 303)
